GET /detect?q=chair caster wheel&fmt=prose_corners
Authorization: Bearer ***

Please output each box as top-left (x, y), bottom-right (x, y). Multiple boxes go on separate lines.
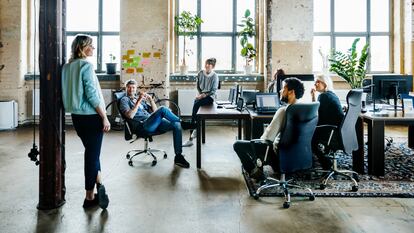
top-left (128, 161), bottom-right (133, 166)
top-left (163, 154), bottom-right (167, 159)
top-left (320, 184), bottom-right (326, 190)
top-left (283, 202), bottom-right (290, 209)
top-left (353, 173), bottom-right (359, 182)
top-left (126, 154), bottom-right (130, 159)
top-left (151, 160), bottom-right (157, 166)
top-left (253, 194), bottom-right (259, 200)
top-left (351, 185), bottom-right (358, 192)
top-left (309, 195), bottom-right (315, 201)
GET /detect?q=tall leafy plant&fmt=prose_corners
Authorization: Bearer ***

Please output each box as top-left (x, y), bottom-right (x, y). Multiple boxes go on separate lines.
top-left (174, 11), bottom-right (203, 67)
top-left (238, 9), bottom-right (256, 67)
top-left (329, 38), bottom-right (369, 89)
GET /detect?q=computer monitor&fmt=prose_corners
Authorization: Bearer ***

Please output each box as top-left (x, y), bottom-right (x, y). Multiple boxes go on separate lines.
top-left (233, 84), bottom-right (242, 105)
top-left (372, 75), bottom-right (413, 100)
top-left (228, 87), bottom-right (236, 104)
top-left (241, 90), bottom-right (259, 106)
top-left (372, 74), bottom-right (413, 111)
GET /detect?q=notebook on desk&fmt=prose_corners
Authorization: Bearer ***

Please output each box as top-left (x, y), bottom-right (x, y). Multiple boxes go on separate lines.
top-left (255, 93), bottom-right (280, 114)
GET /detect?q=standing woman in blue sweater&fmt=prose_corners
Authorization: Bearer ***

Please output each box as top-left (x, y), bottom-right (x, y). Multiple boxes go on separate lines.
top-left (183, 58), bottom-right (219, 147)
top-left (62, 35), bottom-right (110, 209)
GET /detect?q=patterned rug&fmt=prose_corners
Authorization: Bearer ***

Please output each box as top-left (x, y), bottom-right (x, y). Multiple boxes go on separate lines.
top-left (243, 139), bottom-right (414, 198)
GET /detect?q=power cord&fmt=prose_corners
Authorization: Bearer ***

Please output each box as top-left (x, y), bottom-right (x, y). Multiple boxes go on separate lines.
top-left (28, 0), bottom-right (39, 165)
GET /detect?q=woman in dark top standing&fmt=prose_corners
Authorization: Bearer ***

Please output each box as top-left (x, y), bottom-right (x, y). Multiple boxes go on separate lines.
top-left (311, 74), bottom-right (344, 169)
top-left (182, 58), bottom-right (219, 147)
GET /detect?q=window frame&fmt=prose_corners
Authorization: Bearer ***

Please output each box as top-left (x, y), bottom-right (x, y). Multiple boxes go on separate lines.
top-left (313, 0), bottom-right (392, 73)
top-left (174, 0), bottom-right (257, 73)
top-left (65, 0), bottom-right (120, 73)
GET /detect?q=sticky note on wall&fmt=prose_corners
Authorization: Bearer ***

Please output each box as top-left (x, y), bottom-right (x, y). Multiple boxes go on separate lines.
top-left (136, 67), bottom-right (144, 73)
top-left (126, 68), bottom-right (135, 73)
top-left (122, 55), bottom-right (129, 60)
top-left (127, 50), bottom-right (135, 55)
top-left (142, 52), bottom-right (151, 58)
top-left (153, 52), bottom-right (161, 58)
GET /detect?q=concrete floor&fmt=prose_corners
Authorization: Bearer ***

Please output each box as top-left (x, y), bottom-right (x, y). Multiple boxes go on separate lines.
top-left (0, 125), bottom-right (414, 233)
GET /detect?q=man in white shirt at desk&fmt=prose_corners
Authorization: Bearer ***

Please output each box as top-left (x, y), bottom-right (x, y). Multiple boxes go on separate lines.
top-left (233, 78), bottom-right (305, 181)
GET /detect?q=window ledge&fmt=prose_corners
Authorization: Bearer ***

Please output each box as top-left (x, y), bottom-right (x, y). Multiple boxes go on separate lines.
top-left (25, 73), bottom-right (120, 81)
top-left (170, 73), bottom-right (263, 82)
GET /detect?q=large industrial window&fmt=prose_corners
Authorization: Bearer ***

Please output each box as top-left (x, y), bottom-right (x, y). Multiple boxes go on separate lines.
top-left (313, 0), bottom-right (391, 73)
top-left (65, 0), bottom-right (120, 73)
top-left (175, 0), bottom-right (257, 73)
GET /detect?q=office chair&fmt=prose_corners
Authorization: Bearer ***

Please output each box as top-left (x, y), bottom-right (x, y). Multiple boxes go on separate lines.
top-left (251, 102), bottom-right (319, 208)
top-left (316, 89), bottom-right (362, 191)
top-left (114, 91), bottom-right (178, 166)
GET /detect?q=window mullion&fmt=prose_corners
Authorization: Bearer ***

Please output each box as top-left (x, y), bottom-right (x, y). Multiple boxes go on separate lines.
top-left (367, 0), bottom-right (371, 72)
top-left (232, 0), bottom-right (237, 73)
top-left (98, 0), bottom-right (103, 72)
top-left (197, 0), bottom-right (201, 71)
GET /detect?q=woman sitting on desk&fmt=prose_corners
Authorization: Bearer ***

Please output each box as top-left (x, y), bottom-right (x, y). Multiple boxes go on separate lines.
top-left (311, 74), bottom-right (344, 169)
top-left (183, 58), bottom-right (219, 147)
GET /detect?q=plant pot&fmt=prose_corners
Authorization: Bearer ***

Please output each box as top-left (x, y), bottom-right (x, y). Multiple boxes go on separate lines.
top-left (106, 63), bottom-right (117, 74)
top-left (244, 65), bottom-right (253, 75)
top-left (179, 65), bottom-right (188, 75)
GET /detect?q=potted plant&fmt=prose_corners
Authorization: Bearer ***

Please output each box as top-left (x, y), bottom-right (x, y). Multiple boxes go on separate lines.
top-left (329, 38), bottom-right (369, 89)
top-left (238, 9), bottom-right (256, 75)
top-left (175, 11), bottom-right (203, 74)
top-left (106, 53), bottom-right (117, 74)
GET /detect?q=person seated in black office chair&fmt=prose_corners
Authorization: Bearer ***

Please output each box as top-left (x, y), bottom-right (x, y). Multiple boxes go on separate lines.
top-left (233, 78), bottom-right (305, 181)
top-left (119, 79), bottom-right (190, 168)
top-left (310, 74), bottom-right (344, 169)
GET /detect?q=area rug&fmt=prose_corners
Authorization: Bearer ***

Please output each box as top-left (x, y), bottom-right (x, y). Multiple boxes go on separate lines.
top-left (243, 139), bottom-right (414, 198)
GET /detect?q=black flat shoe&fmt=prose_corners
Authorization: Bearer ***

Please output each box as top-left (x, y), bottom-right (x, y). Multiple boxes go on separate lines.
top-left (83, 194), bottom-right (99, 209)
top-left (97, 184), bottom-right (109, 209)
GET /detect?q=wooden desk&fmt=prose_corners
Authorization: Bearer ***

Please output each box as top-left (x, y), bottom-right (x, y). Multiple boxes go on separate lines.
top-left (354, 110), bottom-right (414, 176)
top-left (196, 104), bottom-right (251, 169)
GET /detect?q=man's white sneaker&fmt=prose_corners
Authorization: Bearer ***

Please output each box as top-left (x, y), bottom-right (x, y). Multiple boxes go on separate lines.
top-left (182, 140), bottom-right (194, 147)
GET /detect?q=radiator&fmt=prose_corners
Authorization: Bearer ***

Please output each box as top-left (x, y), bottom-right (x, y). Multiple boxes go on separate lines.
top-left (178, 89), bottom-right (229, 116)
top-left (0, 101), bottom-right (18, 130)
top-left (32, 89), bottom-right (113, 116)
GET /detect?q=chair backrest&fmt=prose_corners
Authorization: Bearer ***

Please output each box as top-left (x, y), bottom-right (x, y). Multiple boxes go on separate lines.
top-left (278, 102), bottom-right (320, 173)
top-left (339, 89), bottom-right (362, 154)
top-left (113, 91), bottom-right (134, 140)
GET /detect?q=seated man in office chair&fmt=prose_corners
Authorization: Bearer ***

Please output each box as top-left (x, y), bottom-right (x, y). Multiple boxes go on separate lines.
top-left (233, 78), bottom-right (305, 181)
top-left (119, 79), bottom-right (190, 168)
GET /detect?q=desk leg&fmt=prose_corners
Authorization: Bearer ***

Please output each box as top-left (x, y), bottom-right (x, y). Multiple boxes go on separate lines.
top-left (353, 117), bottom-right (365, 174)
top-left (243, 119), bottom-right (252, 140)
top-left (197, 119), bottom-right (202, 169)
top-left (238, 119), bottom-right (242, 140)
top-left (409, 126), bottom-right (414, 149)
top-left (368, 120), bottom-right (385, 176)
top-left (202, 119), bottom-right (206, 144)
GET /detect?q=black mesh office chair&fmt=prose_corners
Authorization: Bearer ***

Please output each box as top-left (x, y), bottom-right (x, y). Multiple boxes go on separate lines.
top-left (251, 102), bottom-right (319, 208)
top-left (316, 89), bottom-right (362, 191)
top-left (114, 91), bottom-right (179, 166)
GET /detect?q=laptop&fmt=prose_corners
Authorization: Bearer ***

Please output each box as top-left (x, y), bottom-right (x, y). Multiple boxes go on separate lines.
top-left (255, 93), bottom-right (280, 114)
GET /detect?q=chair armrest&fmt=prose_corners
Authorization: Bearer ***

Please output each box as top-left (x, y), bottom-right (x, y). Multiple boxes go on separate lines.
top-left (315, 124), bottom-right (338, 130)
top-left (250, 139), bottom-right (273, 146)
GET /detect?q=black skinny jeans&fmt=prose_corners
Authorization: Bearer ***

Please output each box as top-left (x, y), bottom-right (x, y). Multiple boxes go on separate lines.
top-left (72, 114), bottom-right (104, 191)
top-left (190, 96), bottom-right (214, 125)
